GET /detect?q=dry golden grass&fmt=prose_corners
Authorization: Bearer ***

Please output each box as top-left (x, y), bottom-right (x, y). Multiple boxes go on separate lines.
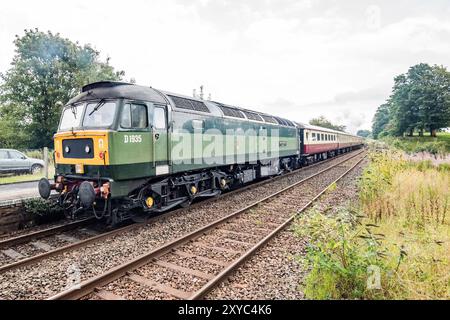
top-left (359, 151), bottom-right (450, 299)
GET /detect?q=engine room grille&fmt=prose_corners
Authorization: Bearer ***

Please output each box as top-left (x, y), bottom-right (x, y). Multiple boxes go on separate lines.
top-left (168, 95), bottom-right (210, 113)
top-left (284, 119), bottom-right (295, 127)
top-left (217, 104), bottom-right (245, 118)
top-left (274, 117), bottom-right (287, 126)
top-left (261, 115), bottom-right (277, 124)
top-left (243, 111), bottom-right (263, 121)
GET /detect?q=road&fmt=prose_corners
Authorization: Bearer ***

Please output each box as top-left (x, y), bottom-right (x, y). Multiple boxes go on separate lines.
top-left (0, 180), bottom-right (52, 202)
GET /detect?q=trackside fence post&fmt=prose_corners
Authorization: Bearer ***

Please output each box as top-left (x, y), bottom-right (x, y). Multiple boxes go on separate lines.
top-left (44, 147), bottom-right (49, 179)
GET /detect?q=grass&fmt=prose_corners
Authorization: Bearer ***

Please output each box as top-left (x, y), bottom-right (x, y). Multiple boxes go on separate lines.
top-left (295, 150), bottom-right (450, 299)
top-left (0, 149), bottom-right (55, 185)
top-left (0, 165), bottom-right (55, 184)
top-left (382, 132), bottom-right (450, 154)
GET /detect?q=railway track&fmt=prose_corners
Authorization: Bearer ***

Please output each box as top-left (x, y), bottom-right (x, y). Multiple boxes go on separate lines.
top-left (48, 150), bottom-right (367, 300)
top-left (0, 149), bottom-right (363, 277)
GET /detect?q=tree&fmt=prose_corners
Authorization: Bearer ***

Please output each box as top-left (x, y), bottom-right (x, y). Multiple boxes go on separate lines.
top-left (309, 116), bottom-right (346, 131)
top-left (383, 63), bottom-right (450, 137)
top-left (356, 130), bottom-right (371, 138)
top-left (0, 29), bottom-right (125, 148)
top-left (0, 104), bottom-right (28, 148)
top-left (372, 103), bottom-right (391, 139)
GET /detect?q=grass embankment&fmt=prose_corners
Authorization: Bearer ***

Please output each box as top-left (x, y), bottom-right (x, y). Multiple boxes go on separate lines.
top-left (0, 150), bottom-right (55, 185)
top-left (295, 151), bottom-right (450, 299)
top-left (382, 132), bottom-right (450, 155)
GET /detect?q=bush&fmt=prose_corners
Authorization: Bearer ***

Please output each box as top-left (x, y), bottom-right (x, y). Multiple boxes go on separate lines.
top-left (23, 198), bottom-right (64, 224)
top-left (294, 209), bottom-right (391, 299)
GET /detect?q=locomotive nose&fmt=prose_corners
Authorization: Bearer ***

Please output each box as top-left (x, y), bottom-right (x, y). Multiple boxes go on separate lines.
top-left (78, 181), bottom-right (96, 208)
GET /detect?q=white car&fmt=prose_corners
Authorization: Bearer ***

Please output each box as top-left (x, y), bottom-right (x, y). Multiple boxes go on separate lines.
top-left (0, 149), bottom-right (45, 175)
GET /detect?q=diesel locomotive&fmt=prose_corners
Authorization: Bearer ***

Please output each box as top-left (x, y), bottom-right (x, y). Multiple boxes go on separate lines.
top-left (38, 81), bottom-right (363, 224)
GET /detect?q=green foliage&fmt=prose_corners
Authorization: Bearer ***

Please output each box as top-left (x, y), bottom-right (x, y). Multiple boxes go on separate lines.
top-left (356, 130), bottom-right (371, 138)
top-left (309, 115), bottom-right (346, 132)
top-left (371, 103), bottom-right (390, 139)
top-left (23, 198), bottom-right (64, 224)
top-left (0, 29), bottom-right (125, 148)
top-left (382, 133), bottom-right (449, 155)
top-left (295, 209), bottom-right (390, 299)
top-left (295, 152), bottom-right (449, 299)
top-left (372, 63), bottom-right (450, 139)
top-left (0, 104), bottom-right (28, 148)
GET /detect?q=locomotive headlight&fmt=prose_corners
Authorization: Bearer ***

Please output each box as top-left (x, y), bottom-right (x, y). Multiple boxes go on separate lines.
top-left (85, 145), bottom-right (90, 153)
top-left (65, 146), bottom-right (70, 153)
top-left (145, 196), bottom-right (154, 208)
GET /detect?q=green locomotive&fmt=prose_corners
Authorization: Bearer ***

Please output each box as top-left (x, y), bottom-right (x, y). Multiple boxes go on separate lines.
top-left (39, 81), bottom-right (309, 224)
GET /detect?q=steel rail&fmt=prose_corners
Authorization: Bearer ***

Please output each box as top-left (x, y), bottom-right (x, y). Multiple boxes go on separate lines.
top-left (48, 150), bottom-right (366, 300)
top-left (189, 153), bottom-right (367, 299)
top-left (0, 217), bottom-right (95, 249)
top-left (0, 149), bottom-right (363, 274)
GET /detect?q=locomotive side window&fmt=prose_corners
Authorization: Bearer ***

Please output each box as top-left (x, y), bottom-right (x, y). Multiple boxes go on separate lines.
top-left (121, 104), bottom-right (148, 129)
top-left (153, 107), bottom-right (166, 129)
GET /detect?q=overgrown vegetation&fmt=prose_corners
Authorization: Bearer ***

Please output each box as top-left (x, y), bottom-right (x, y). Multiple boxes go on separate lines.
top-left (296, 151), bottom-right (450, 299)
top-left (381, 132), bottom-right (450, 155)
top-left (23, 198), bottom-right (64, 224)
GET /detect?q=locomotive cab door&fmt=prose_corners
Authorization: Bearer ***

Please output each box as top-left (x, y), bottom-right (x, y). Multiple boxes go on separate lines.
top-left (150, 104), bottom-right (169, 175)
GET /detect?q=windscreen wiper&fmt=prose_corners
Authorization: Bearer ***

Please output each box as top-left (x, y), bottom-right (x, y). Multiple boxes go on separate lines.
top-left (69, 104), bottom-right (77, 119)
top-left (88, 99), bottom-right (106, 116)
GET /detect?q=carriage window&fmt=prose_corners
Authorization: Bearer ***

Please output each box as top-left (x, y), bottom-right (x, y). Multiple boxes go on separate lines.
top-left (321, 134), bottom-right (324, 141)
top-left (121, 104), bottom-right (148, 129)
top-left (305, 132), bottom-right (309, 141)
top-left (312, 133), bottom-right (316, 141)
top-left (153, 107), bottom-right (166, 129)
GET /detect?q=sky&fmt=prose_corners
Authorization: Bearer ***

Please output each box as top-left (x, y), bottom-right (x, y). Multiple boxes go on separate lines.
top-left (1, 0), bottom-right (450, 133)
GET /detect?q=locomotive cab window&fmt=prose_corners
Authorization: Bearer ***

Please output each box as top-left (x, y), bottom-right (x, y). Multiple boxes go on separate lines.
top-left (59, 103), bottom-right (84, 130)
top-left (83, 101), bottom-right (117, 128)
top-left (121, 103), bottom-right (148, 129)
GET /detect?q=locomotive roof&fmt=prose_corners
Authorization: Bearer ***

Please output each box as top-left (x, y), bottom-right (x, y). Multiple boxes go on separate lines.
top-left (67, 81), bottom-right (167, 105)
top-left (70, 82), bottom-right (358, 136)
